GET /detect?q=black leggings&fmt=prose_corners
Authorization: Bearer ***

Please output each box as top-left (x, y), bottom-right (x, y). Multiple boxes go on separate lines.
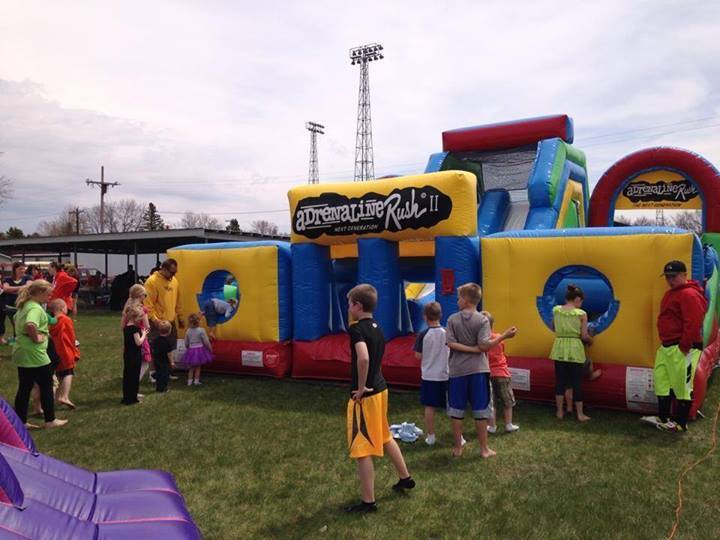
top-left (555, 361), bottom-right (584, 402)
top-left (122, 352), bottom-right (142, 405)
top-left (15, 364), bottom-right (55, 423)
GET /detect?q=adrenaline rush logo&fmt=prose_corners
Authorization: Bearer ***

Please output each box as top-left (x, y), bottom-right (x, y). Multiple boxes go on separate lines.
top-left (292, 186), bottom-right (453, 239)
top-left (622, 178), bottom-right (698, 204)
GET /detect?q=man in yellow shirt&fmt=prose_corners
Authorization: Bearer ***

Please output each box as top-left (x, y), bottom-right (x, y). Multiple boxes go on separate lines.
top-left (144, 259), bottom-right (184, 379)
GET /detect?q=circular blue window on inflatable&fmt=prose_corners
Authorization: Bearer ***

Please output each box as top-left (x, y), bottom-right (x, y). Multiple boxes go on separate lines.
top-left (196, 270), bottom-right (241, 325)
top-left (536, 265), bottom-right (620, 335)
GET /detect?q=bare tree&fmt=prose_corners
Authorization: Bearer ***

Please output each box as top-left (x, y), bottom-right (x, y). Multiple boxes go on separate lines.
top-left (180, 212), bottom-right (223, 230)
top-left (38, 206), bottom-right (85, 236)
top-left (0, 176), bottom-right (13, 206)
top-left (671, 211), bottom-right (702, 235)
top-left (114, 199), bottom-right (147, 232)
top-left (85, 199), bottom-right (146, 233)
top-left (631, 215), bottom-right (655, 226)
top-left (250, 219), bottom-right (279, 236)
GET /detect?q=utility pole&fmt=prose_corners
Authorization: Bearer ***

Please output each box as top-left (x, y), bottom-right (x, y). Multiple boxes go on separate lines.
top-left (85, 166), bottom-right (119, 233)
top-left (306, 121), bottom-right (325, 184)
top-left (68, 207), bottom-right (84, 267)
top-left (349, 43), bottom-right (384, 181)
top-left (68, 207), bottom-right (84, 235)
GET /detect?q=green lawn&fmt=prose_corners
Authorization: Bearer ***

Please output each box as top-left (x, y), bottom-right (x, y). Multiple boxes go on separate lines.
top-left (1, 313), bottom-right (719, 539)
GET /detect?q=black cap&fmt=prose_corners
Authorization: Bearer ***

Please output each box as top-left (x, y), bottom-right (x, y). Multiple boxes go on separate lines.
top-left (661, 260), bottom-right (687, 276)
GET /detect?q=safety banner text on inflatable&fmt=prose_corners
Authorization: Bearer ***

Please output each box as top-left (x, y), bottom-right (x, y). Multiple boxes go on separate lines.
top-left (287, 171), bottom-right (478, 245)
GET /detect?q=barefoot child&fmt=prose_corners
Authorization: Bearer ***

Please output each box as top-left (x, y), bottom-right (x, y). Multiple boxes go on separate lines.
top-left (345, 284), bottom-right (415, 513)
top-left (446, 283), bottom-right (517, 458)
top-left (483, 311), bottom-right (519, 434)
top-left (152, 320), bottom-right (174, 393)
top-left (121, 285), bottom-right (153, 383)
top-left (12, 280), bottom-right (68, 428)
top-left (413, 301), bottom-right (449, 445)
top-left (48, 299), bottom-right (80, 409)
top-left (122, 305), bottom-right (148, 405)
top-left (551, 284), bottom-right (593, 421)
top-left (183, 313), bottom-right (213, 386)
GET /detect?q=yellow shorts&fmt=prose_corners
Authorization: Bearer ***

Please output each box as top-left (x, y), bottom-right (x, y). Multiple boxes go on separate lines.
top-left (346, 389), bottom-right (392, 459)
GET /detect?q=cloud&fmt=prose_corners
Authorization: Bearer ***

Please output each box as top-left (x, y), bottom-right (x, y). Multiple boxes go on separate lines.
top-left (1, 0), bottom-right (720, 232)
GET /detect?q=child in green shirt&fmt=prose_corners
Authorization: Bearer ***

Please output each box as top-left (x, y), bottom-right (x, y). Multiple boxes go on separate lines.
top-left (550, 284), bottom-right (593, 422)
top-left (12, 280), bottom-right (68, 429)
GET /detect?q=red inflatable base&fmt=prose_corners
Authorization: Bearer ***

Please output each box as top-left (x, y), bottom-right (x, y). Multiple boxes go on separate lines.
top-left (292, 333), bottom-right (719, 416)
top-left (292, 334), bottom-right (421, 386)
top-left (201, 340), bottom-right (291, 378)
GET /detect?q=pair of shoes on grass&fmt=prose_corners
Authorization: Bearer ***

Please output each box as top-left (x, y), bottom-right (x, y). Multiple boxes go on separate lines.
top-left (640, 416), bottom-right (688, 433)
top-left (344, 477), bottom-right (416, 513)
top-left (425, 434), bottom-right (467, 446)
top-left (487, 424), bottom-right (519, 434)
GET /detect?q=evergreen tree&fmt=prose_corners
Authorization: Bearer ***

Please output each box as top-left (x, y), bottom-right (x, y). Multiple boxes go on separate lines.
top-left (226, 218), bottom-right (240, 233)
top-left (142, 202), bottom-right (165, 231)
top-left (6, 226), bottom-right (24, 239)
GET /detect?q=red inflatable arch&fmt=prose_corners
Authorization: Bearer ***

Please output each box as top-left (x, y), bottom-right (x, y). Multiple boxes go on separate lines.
top-left (589, 147), bottom-right (720, 231)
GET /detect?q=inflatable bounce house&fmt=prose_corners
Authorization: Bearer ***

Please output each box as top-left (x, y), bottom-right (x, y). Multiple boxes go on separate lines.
top-left (0, 398), bottom-right (200, 539)
top-left (170, 115), bottom-right (720, 417)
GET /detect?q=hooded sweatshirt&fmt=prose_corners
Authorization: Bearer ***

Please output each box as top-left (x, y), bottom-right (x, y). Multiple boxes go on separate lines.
top-left (657, 280), bottom-right (707, 353)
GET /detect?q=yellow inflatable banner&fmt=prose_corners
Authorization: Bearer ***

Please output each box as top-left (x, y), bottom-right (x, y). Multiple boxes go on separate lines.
top-left (615, 170), bottom-right (701, 210)
top-left (287, 171), bottom-right (478, 245)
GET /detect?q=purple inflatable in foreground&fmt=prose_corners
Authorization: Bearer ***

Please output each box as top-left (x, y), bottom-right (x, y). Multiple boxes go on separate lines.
top-left (0, 396), bottom-right (201, 539)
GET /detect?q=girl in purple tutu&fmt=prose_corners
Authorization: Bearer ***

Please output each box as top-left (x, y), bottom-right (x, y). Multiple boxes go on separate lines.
top-left (183, 313), bottom-right (213, 386)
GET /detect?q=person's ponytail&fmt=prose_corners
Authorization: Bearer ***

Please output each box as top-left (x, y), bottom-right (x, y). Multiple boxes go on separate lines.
top-left (565, 284), bottom-right (585, 302)
top-left (15, 280), bottom-right (52, 308)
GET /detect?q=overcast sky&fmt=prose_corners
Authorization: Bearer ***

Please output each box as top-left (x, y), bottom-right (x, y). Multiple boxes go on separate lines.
top-left (1, 0), bottom-right (719, 233)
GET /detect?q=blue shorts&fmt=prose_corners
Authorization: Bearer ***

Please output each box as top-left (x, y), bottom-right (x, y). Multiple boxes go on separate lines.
top-left (420, 379), bottom-right (447, 409)
top-left (202, 302), bottom-right (218, 327)
top-left (447, 373), bottom-right (492, 420)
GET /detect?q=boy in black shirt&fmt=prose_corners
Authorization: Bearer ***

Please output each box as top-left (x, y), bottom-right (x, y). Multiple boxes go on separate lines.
top-left (152, 320), bottom-right (174, 393)
top-left (344, 284), bottom-right (415, 514)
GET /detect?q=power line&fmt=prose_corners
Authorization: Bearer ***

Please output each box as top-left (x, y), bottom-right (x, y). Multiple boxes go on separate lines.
top-left (582, 122), bottom-right (720, 148)
top-left (576, 114), bottom-right (720, 142)
top-left (160, 209), bottom-right (287, 216)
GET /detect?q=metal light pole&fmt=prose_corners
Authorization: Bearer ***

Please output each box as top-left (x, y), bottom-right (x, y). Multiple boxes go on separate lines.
top-left (306, 121), bottom-right (325, 184)
top-left (350, 43), bottom-right (384, 181)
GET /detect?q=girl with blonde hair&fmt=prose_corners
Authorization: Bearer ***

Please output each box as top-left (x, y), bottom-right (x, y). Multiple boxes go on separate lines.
top-left (13, 280), bottom-right (68, 428)
top-left (121, 284), bottom-right (153, 382)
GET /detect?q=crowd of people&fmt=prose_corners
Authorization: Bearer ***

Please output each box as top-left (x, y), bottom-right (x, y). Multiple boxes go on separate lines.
top-left (0, 255), bottom-right (708, 513)
top-left (344, 258), bottom-right (707, 512)
top-left (0, 257), bottom-right (220, 428)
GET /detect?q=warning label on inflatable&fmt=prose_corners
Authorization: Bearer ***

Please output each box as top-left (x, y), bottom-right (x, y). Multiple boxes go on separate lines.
top-left (241, 350), bottom-right (264, 368)
top-left (626, 367), bottom-right (657, 411)
top-left (509, 368), bottom-right (530, 392)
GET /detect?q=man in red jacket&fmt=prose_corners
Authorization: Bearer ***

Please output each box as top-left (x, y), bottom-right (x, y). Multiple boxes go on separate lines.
top-left (651, 260), bottom-right (707, 432)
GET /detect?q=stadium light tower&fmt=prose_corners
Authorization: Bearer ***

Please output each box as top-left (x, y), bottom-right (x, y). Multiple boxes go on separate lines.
top-left (306, 121), bottom-right (325, 184)
top-left (349, 43), bottom-right (384, 181)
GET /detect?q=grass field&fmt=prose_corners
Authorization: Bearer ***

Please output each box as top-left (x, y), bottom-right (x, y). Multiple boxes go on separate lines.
top-left (1, 312), bottom-right (719, 539)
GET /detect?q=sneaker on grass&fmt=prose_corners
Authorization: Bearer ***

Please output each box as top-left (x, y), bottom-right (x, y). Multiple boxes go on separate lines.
top-left (425, 433), bottom-right (436, 445)
top-left (505, 423), bottom-right (520, 433)
top-left (657, 420), bottom-right (687, 433)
